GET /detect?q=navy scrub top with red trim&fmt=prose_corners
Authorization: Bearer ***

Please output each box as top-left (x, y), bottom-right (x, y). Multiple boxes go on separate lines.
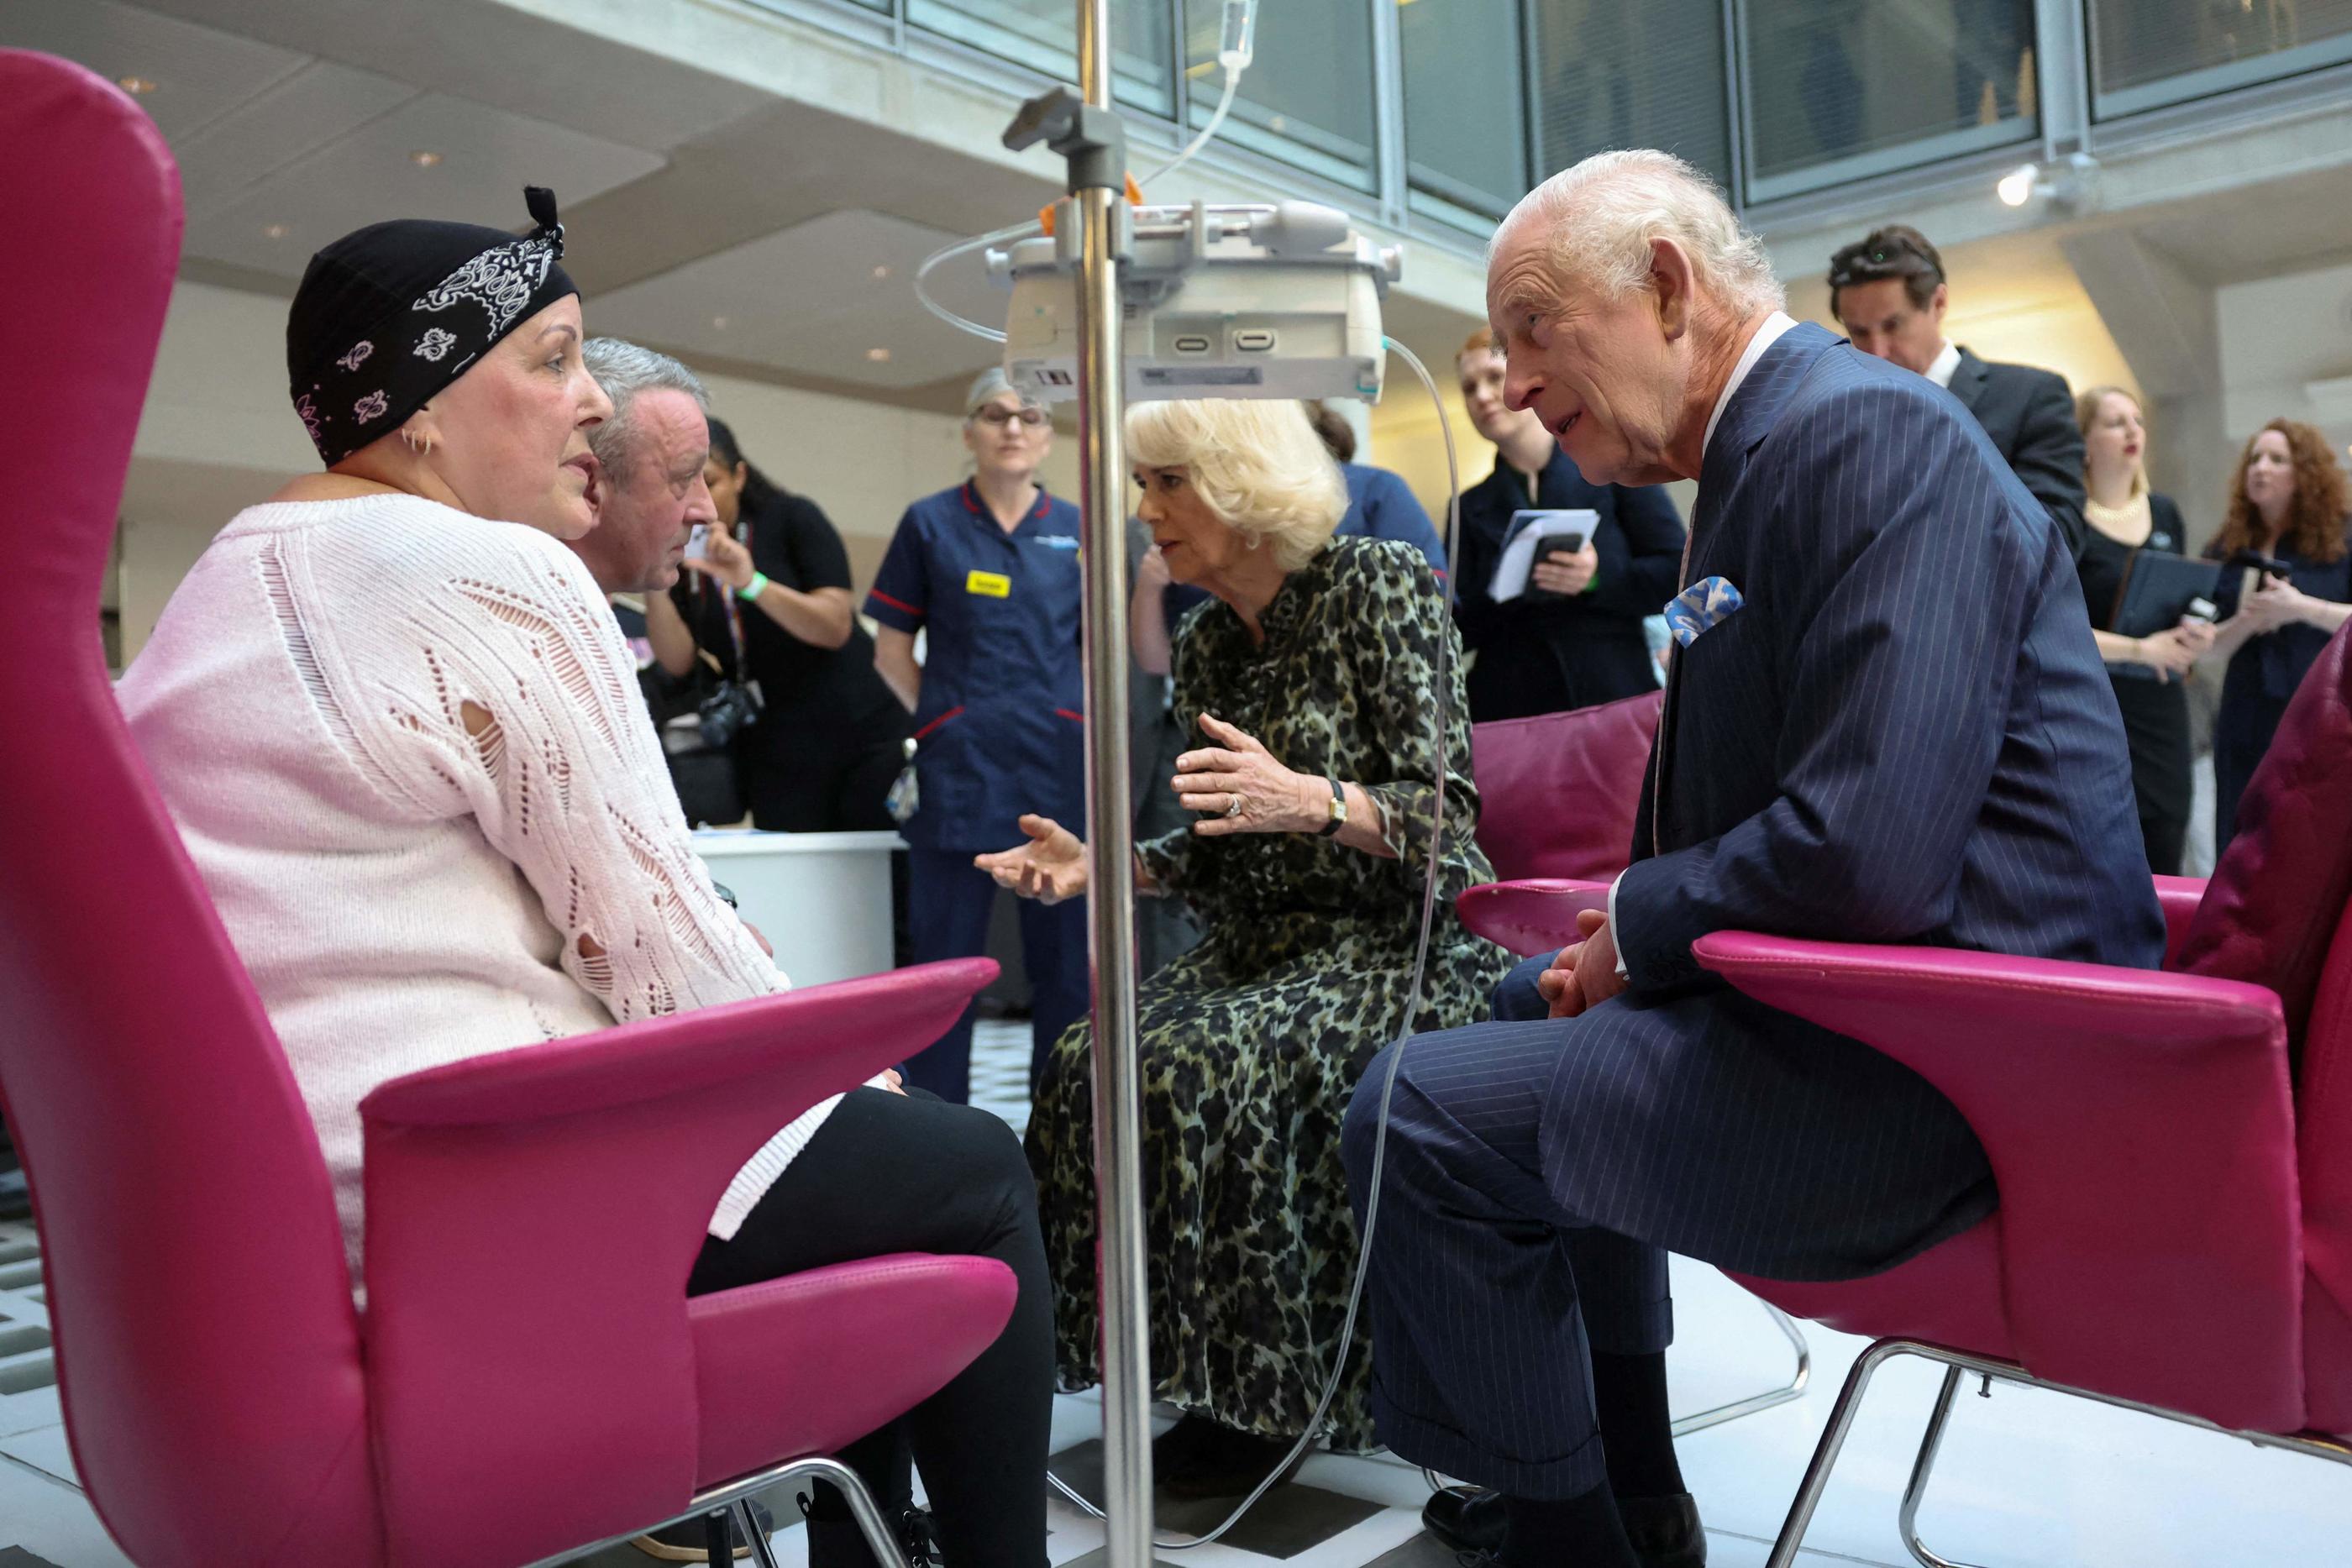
top-left (866, 480), bottom-right (1087, 850)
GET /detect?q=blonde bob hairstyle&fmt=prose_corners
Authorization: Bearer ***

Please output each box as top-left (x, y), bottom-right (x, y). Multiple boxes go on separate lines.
top-left (1124, 398), bottom-right (1348, 571)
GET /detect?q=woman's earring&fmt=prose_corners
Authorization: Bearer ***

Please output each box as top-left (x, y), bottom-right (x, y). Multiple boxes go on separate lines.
top-left (401, 429), bottom-right (436, 458)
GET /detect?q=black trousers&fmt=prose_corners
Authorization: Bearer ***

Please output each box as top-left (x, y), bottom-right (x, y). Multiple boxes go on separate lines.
top-left (690, 1088), bottom-right (1051, 1567)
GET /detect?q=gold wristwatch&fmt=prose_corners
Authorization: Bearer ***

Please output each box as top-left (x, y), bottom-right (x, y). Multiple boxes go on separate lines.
top-left (1319, 775), bottom-right (1348, 837)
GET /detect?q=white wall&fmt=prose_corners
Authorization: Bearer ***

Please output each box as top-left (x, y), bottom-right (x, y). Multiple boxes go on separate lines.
top-left (2217, 260), bottom-right (2352, 459)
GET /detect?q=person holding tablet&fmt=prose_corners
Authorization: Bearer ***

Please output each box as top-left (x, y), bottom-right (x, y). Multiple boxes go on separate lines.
top-left (2072, 386), bottom-right (2212, 875)
top-left (1450, 328), bottom-right (1686, 721)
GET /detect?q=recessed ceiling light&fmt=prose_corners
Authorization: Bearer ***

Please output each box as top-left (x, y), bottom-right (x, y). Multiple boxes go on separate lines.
top-left (866, 347), bottom-right (892, 363)
top-left (873, 265), bottom-right (892, 280)
top-left (409, 149), bottom-right (444, 168)
top-left (263, 223), bottom-right (289, 239)
top-left (117, 76), bottom-right (156, 96)
top-left (711, 315), bottom-right (731, 331)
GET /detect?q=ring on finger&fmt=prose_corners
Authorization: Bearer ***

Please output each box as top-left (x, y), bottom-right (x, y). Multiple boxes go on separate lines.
top-left (1224, 793), bottom-right (1244, 818)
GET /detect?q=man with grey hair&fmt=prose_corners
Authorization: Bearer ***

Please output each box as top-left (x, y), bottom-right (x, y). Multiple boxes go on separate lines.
top-left (1344, 150), bottom-right (2162, 1565)
top-left (570, 337), bottom-right (717, 599)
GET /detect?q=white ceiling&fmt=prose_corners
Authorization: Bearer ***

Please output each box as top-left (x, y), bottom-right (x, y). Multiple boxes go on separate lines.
top-left (594, 209), bottom-right (1006, 390)
top-left (8, 0), bottom-right (665, 273)
top-left (19, 0), bottom-right (2350, 420)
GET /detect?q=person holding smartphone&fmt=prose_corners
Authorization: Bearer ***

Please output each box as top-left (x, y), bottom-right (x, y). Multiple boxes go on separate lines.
top-left (1451, 328), bottom-right (1688, 721)
top-left (2198, 418), bottom-right (2352, 852)
top-left (659, 417), bottom-right (911, 834)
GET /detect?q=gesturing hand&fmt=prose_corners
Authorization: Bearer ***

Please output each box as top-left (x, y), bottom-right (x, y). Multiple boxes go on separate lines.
top-left (682, 527), bottom-right (757, 593)
top-left (1537, 909), bottom-right (1628, 1019)
top-left (975, 815), bottom-right (1089, 904)
top-left (1173, 714), bottom-right (1321, 835)
top-left (1137, 544), bottom-right (1172, 592)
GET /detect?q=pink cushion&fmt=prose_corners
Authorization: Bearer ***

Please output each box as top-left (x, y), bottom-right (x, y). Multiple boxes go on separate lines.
top-left (1471, 690), bottom-right (1662, 881)
top-left (2177, 624), bottom-right (2352, 1058)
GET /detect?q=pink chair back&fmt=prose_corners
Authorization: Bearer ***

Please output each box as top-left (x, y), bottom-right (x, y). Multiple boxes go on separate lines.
top-left (2192, 624), bottom-right (2352, 1432)
top-left (2177, 625), bottom-right (2352, 1063)
top-left (1471, 690), bottom-right (1663, 880)
top-left (0, 51), bottom-right (383, 1564)
top-left (2302, 903), bottom-right (2352, 1432)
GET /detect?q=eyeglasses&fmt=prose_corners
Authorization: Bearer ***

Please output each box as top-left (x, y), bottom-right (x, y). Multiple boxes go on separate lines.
top-left (974, 405), bottom-right (1048, 428)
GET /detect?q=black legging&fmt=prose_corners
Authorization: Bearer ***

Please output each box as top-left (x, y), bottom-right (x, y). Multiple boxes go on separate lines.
top-left (690, 1088), bottom-right (1051, 1567)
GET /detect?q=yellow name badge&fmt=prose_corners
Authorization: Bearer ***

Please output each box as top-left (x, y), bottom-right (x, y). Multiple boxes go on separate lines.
top-left (965, 569), bottom-right (1012, 598)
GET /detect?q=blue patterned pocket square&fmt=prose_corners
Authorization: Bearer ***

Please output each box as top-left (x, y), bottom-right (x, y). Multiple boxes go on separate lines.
top-left (1663, 576), bottom-right (1744, 648)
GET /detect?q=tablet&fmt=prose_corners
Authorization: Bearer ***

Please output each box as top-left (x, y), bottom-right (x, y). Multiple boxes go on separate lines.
top-left (2109, 550), bottom-right (2221, 640)
top-left (1490, 509), bottom-right (1599, 602)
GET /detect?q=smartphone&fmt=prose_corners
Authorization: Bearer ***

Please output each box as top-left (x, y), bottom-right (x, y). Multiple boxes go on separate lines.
top-left (683, 523), bottom-right (710, 560)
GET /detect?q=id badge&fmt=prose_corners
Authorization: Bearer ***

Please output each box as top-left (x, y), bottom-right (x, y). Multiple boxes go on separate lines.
top-left (966, 569), bottom-right (1011, 598)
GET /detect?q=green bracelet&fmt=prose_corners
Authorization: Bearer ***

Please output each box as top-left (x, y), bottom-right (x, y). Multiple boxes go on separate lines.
top-left (738, 570), bottom-right (769, 602)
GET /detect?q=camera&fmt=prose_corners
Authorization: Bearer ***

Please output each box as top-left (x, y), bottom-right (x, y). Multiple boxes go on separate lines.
top-left (696, 679), bottom-right (763, 749)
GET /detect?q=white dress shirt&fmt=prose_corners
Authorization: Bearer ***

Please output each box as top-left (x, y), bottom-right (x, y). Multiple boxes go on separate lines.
top-left (1925, 338), bottom-right (1961, 390)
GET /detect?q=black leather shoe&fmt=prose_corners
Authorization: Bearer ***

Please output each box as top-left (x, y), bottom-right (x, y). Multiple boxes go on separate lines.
top-left (1420, 1487), bottom-right (1706, 1567)
top-left (1153, 1418), bottom-right (1308, 1502)
top-left (1621, 1493), bottom-right (1706, 1567)
top-left (1420, 1487), bottom-right (1505, 1554)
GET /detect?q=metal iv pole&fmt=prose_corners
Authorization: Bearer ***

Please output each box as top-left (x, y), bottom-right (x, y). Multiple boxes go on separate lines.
top-left (1000, 3), bottom-right (1152, 1564)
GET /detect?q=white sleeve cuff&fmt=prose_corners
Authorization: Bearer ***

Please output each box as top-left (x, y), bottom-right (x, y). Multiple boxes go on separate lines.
top-left (1609, 872), bottom-right (1629, 978)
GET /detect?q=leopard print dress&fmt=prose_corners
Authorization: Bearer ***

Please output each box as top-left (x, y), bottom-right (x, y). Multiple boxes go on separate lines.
top-left (1024, 537), bottom-right (1513, 1448)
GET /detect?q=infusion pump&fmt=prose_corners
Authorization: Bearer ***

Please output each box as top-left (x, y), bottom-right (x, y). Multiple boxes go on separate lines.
top-left (990, 199), bottom-right (1402, 405)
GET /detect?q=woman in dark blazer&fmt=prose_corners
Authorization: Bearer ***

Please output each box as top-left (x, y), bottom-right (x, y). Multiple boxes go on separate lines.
top-left (2199, 417), bottom-right (2352, 852)
top-left (2070, 386), bottom-right (2211, 876)
top-left (1449, 328), bottom-right (1685, 721)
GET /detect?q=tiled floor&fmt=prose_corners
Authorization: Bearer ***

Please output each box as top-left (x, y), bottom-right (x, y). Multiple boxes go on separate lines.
top-left (8, 1044), bottom-right (2352, 1566)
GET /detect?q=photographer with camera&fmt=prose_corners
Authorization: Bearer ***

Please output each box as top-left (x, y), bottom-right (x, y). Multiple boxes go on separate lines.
top-left (648, 415), bottom-right (909, 833)
top-left (2198, 418), bottom-right (2352, 852)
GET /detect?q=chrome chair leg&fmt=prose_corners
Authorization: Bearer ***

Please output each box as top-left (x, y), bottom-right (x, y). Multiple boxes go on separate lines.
top-left (1767, 1336), bottom-right (2352, 1568)
top-left (736, 1498), bottom-right (783, 1568)
top-left (1671, 1298), bottom-right (1813, 1438)
top-left (1762, 1337), bottom-right (1909, 1568)
top-left (518, 1452), bottom-right (909, 1568)
top-left (800, 1454), bottom-right (911, 1568)
top-left (1896, 1363), bottom-right (1987, 1568)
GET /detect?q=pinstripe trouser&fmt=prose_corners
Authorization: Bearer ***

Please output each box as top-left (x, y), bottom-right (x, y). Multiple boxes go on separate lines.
top-left (1341, 952), bottom-right (1992, 1498)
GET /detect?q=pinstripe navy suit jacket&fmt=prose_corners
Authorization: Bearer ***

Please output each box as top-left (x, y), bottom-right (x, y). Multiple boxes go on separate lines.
top-left (1618, 322), bottom-right (2165, 993)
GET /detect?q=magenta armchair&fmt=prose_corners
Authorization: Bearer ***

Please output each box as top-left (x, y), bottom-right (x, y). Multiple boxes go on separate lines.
top-left (1460, 690), bottom-right (1659, 962)
top-left (1695, 627), bottom-right (2352, 1565)
top-left (0, 50), bottom-right (1016, 1568)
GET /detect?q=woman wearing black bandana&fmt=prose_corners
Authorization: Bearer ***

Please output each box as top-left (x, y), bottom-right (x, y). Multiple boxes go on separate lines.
top-left (115, 191), bottom-right (1051, 1568)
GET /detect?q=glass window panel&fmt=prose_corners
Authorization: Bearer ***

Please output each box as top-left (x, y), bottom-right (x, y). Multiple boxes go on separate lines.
top-left (2091, 0), bottom-right (2352, 117)
top-left (1399, 0), bottom-right (1530, 221)
top-left (1530, 1), bottom-right (1732, 197)
top-left (909, 0), bottom-right (1175, 116)
top-left (1737, 0), bottom-right (2037, 202)
top-left (1184, 0), bottom-right (1378, 191)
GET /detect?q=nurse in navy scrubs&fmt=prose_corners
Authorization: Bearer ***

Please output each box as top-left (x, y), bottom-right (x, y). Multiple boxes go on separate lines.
top-left (867, 369), bottom-right (1089, 1102)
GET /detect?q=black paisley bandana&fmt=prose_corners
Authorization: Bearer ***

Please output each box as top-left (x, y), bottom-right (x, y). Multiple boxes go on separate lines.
top-left (285, 186), bottom-right (580, 466)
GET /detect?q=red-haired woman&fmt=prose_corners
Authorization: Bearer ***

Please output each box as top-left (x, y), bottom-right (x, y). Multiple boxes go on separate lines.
top-left (2201, 418), bottom-right (2352, 850)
